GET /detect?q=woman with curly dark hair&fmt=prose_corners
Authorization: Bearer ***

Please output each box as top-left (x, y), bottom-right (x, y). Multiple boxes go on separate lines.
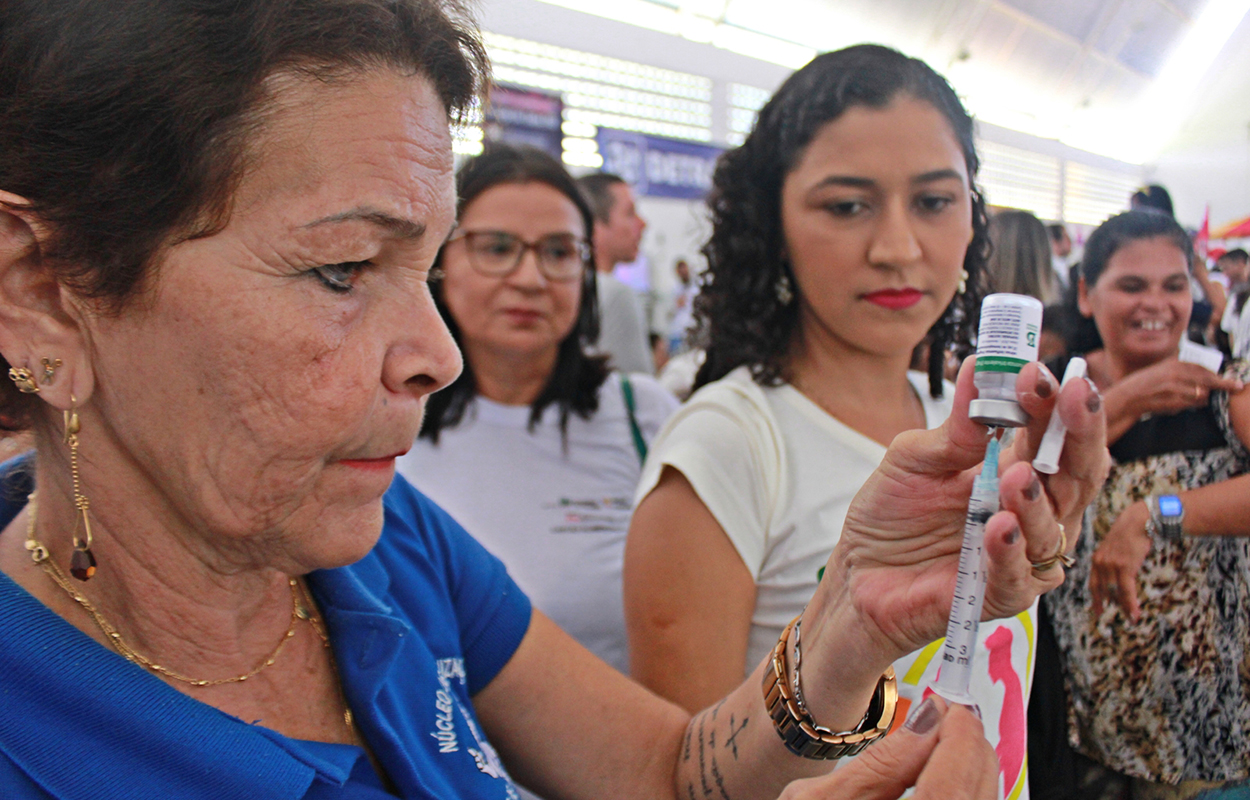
top-left (625, 44), bottom-right (1043, 798)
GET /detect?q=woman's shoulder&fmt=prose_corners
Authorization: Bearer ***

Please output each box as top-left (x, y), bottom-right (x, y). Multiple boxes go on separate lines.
top-left (644, 366), bottom-right (784, 474)
top-left (685, 364), bottom-right (774, 408)
top-left (611, 371), bottom-right (679, 408)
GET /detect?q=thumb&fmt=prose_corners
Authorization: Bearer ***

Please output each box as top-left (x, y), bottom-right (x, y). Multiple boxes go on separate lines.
top-left (782, 697), bottom-right (948, 800)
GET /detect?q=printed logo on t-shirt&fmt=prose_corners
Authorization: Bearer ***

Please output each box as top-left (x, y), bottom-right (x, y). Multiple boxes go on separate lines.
top-left (432, 657), bottom-right (520, 799)
top-left (546, 496), bottom-right (632, 534)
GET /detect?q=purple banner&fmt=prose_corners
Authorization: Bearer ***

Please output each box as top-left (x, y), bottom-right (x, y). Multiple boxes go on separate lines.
top-left (596, 129), bottom-right (725, 200)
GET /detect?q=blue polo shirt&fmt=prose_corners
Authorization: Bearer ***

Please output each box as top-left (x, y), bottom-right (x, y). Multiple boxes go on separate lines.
top-left (0, 460), bottom-right (532, 800)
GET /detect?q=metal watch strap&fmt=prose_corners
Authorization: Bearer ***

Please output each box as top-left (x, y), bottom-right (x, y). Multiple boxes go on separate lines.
top-left (761, 616), bottom-right (897, 760)
top-left (1147, 494), bottom-right (1184, 542)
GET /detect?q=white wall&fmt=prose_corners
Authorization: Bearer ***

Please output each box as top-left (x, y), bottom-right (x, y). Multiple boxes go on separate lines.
top-left (1149, 142), bottom-right (1250, 232)
top-left (636, 195), bottom-right (712, 298)
top-left (1146, 7), bottom-right (1250, 230)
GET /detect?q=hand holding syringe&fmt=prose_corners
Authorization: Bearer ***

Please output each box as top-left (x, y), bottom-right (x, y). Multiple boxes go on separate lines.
top-left (930, 356), bottom-right (1087, 709)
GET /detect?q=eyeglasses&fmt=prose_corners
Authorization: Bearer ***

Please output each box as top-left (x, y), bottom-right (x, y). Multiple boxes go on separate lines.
top-left (447, 230), bottom-right (589, 282)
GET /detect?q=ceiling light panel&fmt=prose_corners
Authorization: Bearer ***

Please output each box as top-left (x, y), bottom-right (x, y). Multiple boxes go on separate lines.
top-left (1062, 161), bottom-right (1139, 225)
top-left (1000, 0), bottom-right (1107, 43)
top-left (1113, 2), bottom-right (1186, 77)
top-left (485, 33), bottom-right (712, 99)
top-left (484, 31), bottom-right (715, 143)
top-left (976, 140), bottom-right (1062, 220)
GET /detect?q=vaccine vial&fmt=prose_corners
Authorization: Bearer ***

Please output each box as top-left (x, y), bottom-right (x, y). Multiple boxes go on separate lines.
top-left (970, 293), bottom-right (1043, 427)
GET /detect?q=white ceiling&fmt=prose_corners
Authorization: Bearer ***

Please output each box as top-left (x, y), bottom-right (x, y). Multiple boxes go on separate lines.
top-left (480, 0), bottom-right (1250, 165)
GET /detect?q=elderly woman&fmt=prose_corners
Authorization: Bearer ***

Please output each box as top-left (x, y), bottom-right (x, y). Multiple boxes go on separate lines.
top-left (0, 2), bottom-right (1107, 799)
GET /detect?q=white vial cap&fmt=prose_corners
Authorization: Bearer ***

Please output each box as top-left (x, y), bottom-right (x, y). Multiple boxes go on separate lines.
top-left (1032, 357), bottom-right (1088, 474)
top-left (970, 398), bottom-right (1028, 427)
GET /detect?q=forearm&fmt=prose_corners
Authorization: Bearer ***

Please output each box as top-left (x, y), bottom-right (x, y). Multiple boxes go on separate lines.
top-left (673, 650), bottom-right (886, 799)
top-left (671, 576), bottom-right (897, 799)
top-left (1175, 474), bottom-right (1250, 537)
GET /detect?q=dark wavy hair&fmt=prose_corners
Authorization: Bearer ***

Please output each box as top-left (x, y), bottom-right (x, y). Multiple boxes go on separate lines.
top-left (419, 142), bottom-right (609, 443)
top-left (0, 0), bottom-right (487, 430)
top-left (1080, 210), bottom-right (1192, 288)
top-left (692, 44), bottom-right (989, 398)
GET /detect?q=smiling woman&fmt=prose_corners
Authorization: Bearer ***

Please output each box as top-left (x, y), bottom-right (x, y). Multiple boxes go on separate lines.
top-left (1044, 211), bottom-right (1250, 794)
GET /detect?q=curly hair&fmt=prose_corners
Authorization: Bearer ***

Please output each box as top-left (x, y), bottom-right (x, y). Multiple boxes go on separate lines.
top-left (419, 142), bottom-right (610, 444)
top-left (692, 44), bottom-right (989, 398)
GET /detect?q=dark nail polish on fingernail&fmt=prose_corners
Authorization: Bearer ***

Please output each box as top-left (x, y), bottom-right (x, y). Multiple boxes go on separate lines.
top-left (905, 697), bottom-right (941, 735)
top-left (1024, 477), bottom-right (1041, 501)
top-left (1086, 390), bottom-right (1102, 413)
top-left (1006, 526), bottom-right (1020, 545)
top-left (1036, 375), bottom-right (1054, 399)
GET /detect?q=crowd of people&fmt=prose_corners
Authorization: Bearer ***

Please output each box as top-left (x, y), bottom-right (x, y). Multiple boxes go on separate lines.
top-left (0, 2), bottom-right (1244, 800)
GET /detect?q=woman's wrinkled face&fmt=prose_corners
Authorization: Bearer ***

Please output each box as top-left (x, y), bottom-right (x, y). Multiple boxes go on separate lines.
top-left (439, 182), bottom-right (585, 367)
top-left (1079, 236), bottom-right (1191, 368)
top-left (82, 70), bottom-right (462, 570)
top-left (779, 96), bottom-right (973, 360)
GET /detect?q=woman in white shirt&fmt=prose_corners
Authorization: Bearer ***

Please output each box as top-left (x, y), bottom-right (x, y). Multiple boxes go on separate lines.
top-left (624, 45), bottom-right (1068, 800)
top-left (398, 144), bottom-right (677, 679)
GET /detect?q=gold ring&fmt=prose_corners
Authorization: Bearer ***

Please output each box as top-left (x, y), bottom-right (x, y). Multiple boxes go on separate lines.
top-left (1031, 522), bottom-right (1075, 575)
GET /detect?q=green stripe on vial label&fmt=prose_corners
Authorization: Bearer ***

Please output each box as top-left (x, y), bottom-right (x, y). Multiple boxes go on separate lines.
top-left (975, 355), bottom-right (1028, 373)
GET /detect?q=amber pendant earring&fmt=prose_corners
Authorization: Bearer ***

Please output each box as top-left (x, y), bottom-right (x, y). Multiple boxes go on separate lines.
top-left (63, 397), bottom-right (97, 580)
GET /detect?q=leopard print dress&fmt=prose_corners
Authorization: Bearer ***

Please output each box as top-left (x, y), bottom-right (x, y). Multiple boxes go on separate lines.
top-left (1049, 359), bottom-right (1250, 785)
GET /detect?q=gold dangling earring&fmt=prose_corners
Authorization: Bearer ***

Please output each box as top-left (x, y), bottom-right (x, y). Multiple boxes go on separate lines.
top-left (8, 365), bottom-right (40, 393)
top-left (64, 396), bottom-right (96, 581)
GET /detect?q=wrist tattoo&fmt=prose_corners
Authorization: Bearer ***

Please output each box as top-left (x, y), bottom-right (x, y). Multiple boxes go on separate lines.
top-left (725, 714), bottom-right (748, 760)
top-left (683, 706), bottom-right (740, 800)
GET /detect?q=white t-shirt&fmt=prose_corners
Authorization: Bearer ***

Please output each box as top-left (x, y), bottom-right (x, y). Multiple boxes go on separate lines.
top-left (399, 373), bottom-right (678, 676)
top-left (636, 366), bottom-right (1036, 800)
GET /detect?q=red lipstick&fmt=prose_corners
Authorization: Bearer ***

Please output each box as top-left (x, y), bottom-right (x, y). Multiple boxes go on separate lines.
top-left (339, 450), bottom-right (407, 471)
top-left (862, 288), bottom-right (923, 310)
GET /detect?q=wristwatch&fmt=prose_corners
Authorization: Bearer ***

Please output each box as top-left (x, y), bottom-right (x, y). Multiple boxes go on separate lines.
top-left (761, 616), bottom-right (897, 760)
top-left (1146, 494), bottom-right (1185, 542)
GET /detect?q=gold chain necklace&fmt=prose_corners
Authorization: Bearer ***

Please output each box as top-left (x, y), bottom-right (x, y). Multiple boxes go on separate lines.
top-left (25, 493), bottom-right (301, 688)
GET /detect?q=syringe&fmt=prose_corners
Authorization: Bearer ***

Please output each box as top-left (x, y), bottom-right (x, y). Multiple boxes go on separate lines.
top-left (931, 432), bottom-right (1003, 709)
